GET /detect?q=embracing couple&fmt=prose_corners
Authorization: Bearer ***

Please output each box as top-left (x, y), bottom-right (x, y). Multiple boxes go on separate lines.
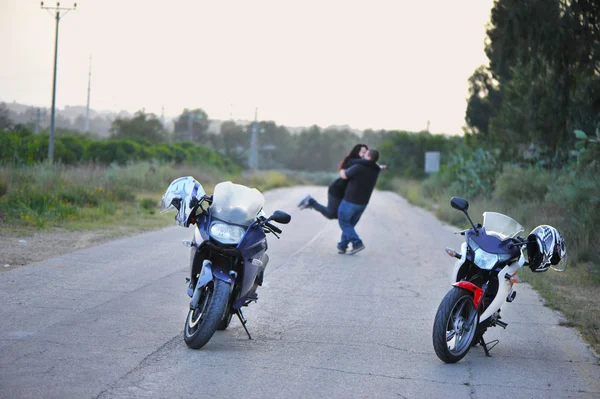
top-left (298, 144), bottom-right (381, 255)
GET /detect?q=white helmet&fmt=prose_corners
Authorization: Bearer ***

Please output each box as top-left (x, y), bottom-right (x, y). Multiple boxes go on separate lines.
top-left (526, 225), bottom-right (567, 272)
top-left (160, 176), bottom-right (206, 227)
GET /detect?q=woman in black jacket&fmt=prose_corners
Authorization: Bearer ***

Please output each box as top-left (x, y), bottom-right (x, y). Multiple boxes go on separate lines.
top-left (297, 143), bottom-right (368, 219)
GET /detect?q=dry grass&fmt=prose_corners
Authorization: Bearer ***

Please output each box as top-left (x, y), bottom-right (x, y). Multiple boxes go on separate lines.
top-left (0, 164), bottom-right (301, 270)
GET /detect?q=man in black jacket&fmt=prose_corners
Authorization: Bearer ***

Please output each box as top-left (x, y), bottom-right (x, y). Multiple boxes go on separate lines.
top-left (337, 149), bottom-right (381, 255)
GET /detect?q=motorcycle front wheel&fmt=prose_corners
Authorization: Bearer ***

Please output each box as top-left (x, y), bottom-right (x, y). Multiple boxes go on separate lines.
top-left (432, 287), bottom-right (478, 363)
top-left (184, 279), bottom-right (230, 349)
top-left (216, 311), bottom-right (233, 330)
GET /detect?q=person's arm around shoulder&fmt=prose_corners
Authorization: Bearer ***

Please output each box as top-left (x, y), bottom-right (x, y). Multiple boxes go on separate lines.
top-left (340, 164), bottom-right (360, 180)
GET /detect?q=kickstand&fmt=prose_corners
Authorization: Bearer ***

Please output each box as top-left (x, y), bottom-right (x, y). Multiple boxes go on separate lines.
top-left (236, 309), bottom-right (252, 340)
top-left (480, 336), bottom-right (499, 357)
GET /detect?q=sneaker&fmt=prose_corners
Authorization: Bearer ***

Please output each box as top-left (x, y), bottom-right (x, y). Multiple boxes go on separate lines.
top-left (347, 243), bottom-right (365, 255)
top-left (297, 194), bottom-right (312, 209)
top-left (337, 247), bottom-right (346, 254)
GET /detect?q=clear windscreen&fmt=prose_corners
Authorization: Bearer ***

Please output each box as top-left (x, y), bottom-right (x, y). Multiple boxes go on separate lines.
top-left (211, 181), bottom-right (265, 226)
top-left (482, 212), bottom-right (524, 240)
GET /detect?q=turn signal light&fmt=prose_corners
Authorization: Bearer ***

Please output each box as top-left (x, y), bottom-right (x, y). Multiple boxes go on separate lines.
top-left (505, 273), bottom-right (522, 283)
top-left (445, 247), bottom-right (461, 259)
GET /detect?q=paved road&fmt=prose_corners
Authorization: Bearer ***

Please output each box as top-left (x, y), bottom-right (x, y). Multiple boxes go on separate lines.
top-left (0, 186), bottom-right (598, 399)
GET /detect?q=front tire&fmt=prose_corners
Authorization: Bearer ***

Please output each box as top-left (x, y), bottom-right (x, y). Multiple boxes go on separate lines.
top-left (216, 311), bottom-right (233, 330)
top-left (432, 287), bottom-right (478, 363)
top-left (184, 279), bottom-right (231, 349)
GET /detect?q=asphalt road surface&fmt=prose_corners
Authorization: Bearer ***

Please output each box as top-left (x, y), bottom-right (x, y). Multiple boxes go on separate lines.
top-left (1, 186), bottom-right (598, 399)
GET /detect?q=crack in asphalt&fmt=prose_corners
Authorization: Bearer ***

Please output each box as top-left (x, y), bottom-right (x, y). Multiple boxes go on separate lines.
top-left (308, 364), bottom-right (599, 395)
top-left (246, 337), bottom-right (600, 367)
top-left (93, 333), bottom-right (181, 399)
top-left (308, 364), bottom-right (468, 387)
top-left (467, 366), bottom-right (475, 398)
top-left (275, 289), bottom-right (421, 300)
top-left (0, 345), bottom-right (53, 368)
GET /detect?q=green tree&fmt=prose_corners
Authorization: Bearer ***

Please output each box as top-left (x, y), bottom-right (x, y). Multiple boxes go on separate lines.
top-left (379, 131), bottom-right (461, 178)
top-left (285, 126), bottom-right (360, 171)
top-left (257, 121), bottom-right (292, 169)
top-left (465, 0), bottom-right (600, 163)
top-left (173, 109), bottom-right (209, 143)
top-left (219, 121), bottom-right (248, 165)
top-left (110, 110), bottom-right (167, 144)
top-left (287, 126), bottom-right (321, 171)
top-left (464, 66), bottom-right (500, 140)
top-left (0, 103), bottom-right (12, 130)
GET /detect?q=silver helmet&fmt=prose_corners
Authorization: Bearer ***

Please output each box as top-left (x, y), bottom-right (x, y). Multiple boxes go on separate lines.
top-left (160, 176), bottom-right (206, 227)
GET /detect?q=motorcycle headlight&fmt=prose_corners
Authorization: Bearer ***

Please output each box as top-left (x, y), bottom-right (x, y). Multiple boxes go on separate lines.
top-left (473, 248), bottom-right (499, 270)
top-left (470, 239), bottom-right (513, 270)
top-left (209, 222), bottom-right (245, 244)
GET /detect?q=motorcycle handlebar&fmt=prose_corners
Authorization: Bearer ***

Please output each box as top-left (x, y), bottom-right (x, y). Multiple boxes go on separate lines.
top-left (509, 236), bottom-right (532, 248)
top-left (265, 222), bottom-right (282, 234)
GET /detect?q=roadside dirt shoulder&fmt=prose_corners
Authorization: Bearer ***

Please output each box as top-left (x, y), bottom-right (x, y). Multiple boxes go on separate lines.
top-left (0, 226), bottom-right (146, 272)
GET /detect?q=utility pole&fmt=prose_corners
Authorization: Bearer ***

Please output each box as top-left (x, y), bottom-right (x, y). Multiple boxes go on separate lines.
top-left (84, 54), bottom-right (91, 132)
top-left (249, 107), bottom-right (259, 170)
top-left (187, 111), bottom-right (193, 141)
top-left (35, 108), bottom-right (40, 134)
top-left (41, 1), bottom-right (77, 162)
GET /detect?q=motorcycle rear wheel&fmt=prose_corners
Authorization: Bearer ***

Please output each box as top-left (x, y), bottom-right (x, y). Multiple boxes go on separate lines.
top-left (184, 279), bottom-right (230, 349)
top-left (432, 287), bottom-right (478, 363)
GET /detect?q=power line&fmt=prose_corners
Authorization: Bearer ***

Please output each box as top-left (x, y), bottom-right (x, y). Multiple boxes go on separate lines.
top-left (40, 1), bottom-right (77, 162)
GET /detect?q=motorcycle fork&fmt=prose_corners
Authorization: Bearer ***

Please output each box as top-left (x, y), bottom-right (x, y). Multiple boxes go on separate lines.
top-left (464, 281), bottom-right (487, 329)
top-left (473, 282), bottom-right (501, 357)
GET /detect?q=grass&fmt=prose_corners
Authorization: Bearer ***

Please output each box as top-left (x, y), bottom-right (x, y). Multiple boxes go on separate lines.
top-left (0, 163), bottom-right (305, 239)
top-left (519, 263), bottom-right (600, 352)
top-left (388, 176), bottom-right (600, 355)
top-left (234, 170), bottom-right (309, 192)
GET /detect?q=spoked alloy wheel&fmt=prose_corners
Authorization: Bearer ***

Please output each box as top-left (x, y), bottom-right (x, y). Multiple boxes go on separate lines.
top-left (432, 287), bottom-right (478, 363)
top-left (184, 279), bottom-right (230, 349)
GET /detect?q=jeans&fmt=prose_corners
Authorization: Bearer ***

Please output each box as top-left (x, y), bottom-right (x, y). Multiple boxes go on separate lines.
top-left (337, 200), bottom-right (366, 250)
top-left (310, 194), bottom-right (341, 220)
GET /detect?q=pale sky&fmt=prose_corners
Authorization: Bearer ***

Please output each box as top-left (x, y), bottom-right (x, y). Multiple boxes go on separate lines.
top-left (0, 0), bottom-right (494, 134)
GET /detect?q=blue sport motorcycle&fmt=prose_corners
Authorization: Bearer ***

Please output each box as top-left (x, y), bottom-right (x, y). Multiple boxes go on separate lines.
top-left (161, 177), bottom-right (291, 349)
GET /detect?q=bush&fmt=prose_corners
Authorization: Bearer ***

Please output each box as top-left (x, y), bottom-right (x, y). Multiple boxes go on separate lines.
top-left (84, 139), bottom-right (142, 165)
top-left (421, 172), bottom-right (449, 203)
top-left (445, 148), bottom-right (501, 198)
top-left (0, 176), bottom-right (7, 197)
top-left (236, 171), bottom-right (292, 192)
top-left (543, 166), bottom-right (600, 263)
top-left (493, 166), bottom-right (552, 203)
top-left (139, 198), bottom-right (157, 214)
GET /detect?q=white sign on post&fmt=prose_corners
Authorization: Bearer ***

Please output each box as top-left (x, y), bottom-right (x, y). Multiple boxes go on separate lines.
top-left (425, 151), bottom-right (440, 173)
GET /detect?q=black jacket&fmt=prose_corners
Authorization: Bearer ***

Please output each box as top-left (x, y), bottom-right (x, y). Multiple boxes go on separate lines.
top-left (342, 160), bottom-right (380, 205)
top-left (328, 158), bottom-right (369, 199)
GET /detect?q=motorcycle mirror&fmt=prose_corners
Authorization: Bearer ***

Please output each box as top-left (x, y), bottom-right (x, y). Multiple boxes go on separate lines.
top-left (269, 210), bottom-right (291, 224)
top-left (450, 197), bottom-right (469, 211)
top-left (450, 197), bottom-right (478, 234)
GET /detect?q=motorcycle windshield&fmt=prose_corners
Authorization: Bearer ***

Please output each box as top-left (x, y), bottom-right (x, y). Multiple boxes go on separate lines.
top-left (482, 212), bottom-right (524, 240)
top-left (210, 181), bottom-right (265, 226)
